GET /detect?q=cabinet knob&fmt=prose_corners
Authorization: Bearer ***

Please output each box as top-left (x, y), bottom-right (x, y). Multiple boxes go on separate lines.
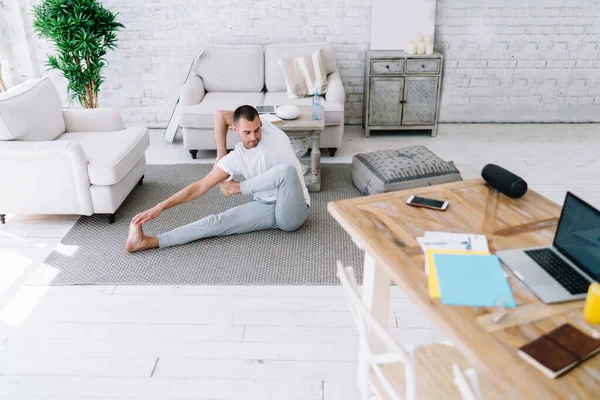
top-left (386, 65), bottom-right (390, 69)
top-left (421, 64), bottom-right (425, 68)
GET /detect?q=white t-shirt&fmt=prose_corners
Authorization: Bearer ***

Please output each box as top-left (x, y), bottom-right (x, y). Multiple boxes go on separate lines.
top-left (216, 115), bottom-right (311, 206)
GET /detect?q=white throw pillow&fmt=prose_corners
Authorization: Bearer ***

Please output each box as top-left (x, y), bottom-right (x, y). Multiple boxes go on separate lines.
top-left (278, 47), bottom-right (328, 99)
top-left (0, 77), bottom-right (65, 141)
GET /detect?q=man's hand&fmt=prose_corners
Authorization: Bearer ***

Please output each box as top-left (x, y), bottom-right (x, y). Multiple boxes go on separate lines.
top-left (132, 206), bottom-right (161, 225)
top-left (219, 180), bottom-right (241, 197)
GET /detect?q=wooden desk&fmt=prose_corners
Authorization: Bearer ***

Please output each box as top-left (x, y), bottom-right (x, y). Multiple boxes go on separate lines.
top-left (328, 178), bottom-right (600, 400)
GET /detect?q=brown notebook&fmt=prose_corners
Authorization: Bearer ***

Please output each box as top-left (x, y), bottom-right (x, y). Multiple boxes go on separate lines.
top-left (517, 323), bottom-right (600, 379)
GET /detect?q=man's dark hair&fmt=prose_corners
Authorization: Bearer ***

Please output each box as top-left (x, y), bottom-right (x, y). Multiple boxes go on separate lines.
top-left (233, 105), bottom-right (260, 126)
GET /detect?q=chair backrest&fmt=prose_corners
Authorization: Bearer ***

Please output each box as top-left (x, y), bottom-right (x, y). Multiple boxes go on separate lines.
top-left (336, 261), bottom-right (416, 400)
top-left (0, 77), bottom-right (65, 141)
top-left (337, 261), bottom-right (483, 400)
top-left (452, 365), bottom-right (481, 400)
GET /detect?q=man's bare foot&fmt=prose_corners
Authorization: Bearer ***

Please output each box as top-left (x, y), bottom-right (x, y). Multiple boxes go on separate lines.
top-left (125, 221), bottom-right (158, 253)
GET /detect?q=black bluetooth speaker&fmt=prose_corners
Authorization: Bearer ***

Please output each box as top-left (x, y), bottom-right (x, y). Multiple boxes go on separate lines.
top-left (481, 164), bottom-right (528, 198)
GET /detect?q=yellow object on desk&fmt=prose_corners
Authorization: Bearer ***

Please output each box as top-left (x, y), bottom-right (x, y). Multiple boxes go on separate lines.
top-left (583, 282), bottom-right (600, 324)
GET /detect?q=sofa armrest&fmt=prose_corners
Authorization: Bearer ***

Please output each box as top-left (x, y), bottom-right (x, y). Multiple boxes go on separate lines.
top-left (325, 71), bottom-right (346, 105)
top-left (180, 74), bottom-right (206, 106)
top-left (0, 140), bottom-right (94, 215)
top-left (63, 108), bottom-right (125, 132)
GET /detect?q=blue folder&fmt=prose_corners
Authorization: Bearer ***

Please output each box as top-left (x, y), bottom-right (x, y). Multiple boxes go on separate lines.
top-left (434, 253), bottom-right (517, 308)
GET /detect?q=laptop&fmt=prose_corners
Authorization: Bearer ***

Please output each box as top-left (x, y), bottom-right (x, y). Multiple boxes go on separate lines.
top-left (255, 105), bottom-right (277, 114)
top-left (497, 192), bottom-right (600, 304)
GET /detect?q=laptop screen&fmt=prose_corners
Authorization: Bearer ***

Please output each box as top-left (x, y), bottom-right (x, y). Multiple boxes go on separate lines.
top-left (554, 192), bottom-right (600, 280)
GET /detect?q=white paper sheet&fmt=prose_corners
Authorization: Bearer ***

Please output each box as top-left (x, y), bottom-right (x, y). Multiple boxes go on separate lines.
top-left (417, 232), bottom-right (489, 275)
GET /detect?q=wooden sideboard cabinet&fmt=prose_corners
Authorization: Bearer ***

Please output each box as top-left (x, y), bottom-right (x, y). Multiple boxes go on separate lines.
top-left (363, 50), bottom-right (444, 137)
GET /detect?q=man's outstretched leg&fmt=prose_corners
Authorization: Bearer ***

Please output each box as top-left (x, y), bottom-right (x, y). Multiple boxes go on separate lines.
top-left (240, 163), bottom-right (309, 232)
top-left (125, 222), bottom-right (159, 252)
top-left (126, 201), bottom-right (276, 252)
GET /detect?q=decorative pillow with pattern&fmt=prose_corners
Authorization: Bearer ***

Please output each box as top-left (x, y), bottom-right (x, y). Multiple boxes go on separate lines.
top-left (351, 145), bottom-right (462, 196)
top-left (278, 47), bottom-right (328, 98)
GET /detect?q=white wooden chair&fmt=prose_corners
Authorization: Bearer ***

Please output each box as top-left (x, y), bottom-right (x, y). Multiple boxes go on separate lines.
top-left (336, 261), bottom-right (499, 400)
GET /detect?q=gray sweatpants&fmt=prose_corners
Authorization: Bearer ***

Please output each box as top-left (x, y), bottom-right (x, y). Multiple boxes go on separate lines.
top-left (156, 164), bottom-right (309, 248)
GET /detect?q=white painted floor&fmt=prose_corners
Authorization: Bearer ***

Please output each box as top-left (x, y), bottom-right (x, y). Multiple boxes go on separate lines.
top-left (1, 124), bottom-right (599, 399)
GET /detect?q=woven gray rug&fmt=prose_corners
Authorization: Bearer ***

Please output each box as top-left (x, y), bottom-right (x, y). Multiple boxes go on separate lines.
top-left (29, 163), bottom-right (364, 285)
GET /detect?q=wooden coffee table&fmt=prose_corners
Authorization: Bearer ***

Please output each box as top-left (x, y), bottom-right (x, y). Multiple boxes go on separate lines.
top-left (277, 106), bottom-right (325, 192)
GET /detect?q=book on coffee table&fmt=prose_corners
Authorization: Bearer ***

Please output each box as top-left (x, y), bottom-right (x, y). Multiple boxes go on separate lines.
top-left (517, 323), bottom-right (600, 379)
top-left (261, 113), bottom-right (283, 125)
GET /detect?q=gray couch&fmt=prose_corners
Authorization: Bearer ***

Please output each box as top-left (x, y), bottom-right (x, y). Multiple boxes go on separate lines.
top-left (178, 42), bottom-right (346, 159)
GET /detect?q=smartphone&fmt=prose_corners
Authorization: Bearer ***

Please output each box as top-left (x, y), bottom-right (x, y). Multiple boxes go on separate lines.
top-left (406, 195), bottom-right (449, 211)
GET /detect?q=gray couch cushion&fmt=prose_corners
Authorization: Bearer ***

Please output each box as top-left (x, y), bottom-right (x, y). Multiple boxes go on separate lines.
top-left (194, 45), bottom-right (264, 92)
top-left (179, 92), bottom-right (265, 129)
top-left (351, 146), bottom-right (462, 196)
top-left (265, 42), bottom-right (337, 92)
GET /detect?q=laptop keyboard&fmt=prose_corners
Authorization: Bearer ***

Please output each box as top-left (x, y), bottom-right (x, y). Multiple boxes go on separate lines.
top-left (524, 249), bottom-right (591, 295)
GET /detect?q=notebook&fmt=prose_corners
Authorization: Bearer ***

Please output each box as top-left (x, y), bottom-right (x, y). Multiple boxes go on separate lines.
top-left (261, 113), bottom-right (283, 125)
top-left (517, 323), bottom-right (600, 379)
top-left (426, 249), bottom-right (489, 298)
top-left (434, 253), bottom-right (516, 308)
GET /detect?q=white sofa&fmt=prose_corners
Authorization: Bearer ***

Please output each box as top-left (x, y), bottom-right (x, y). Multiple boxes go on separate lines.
top-left (179, 42), bottom-right (346, 159)
top-left (0, 77), bottom-right (149, 224)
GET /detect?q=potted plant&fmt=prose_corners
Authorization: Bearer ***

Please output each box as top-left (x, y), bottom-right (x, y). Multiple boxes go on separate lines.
top-left (32, 0), bottom-right (124, 108)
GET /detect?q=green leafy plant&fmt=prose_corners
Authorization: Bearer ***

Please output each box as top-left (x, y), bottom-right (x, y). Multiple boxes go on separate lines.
top-left (32, 0), bottom-right (124, 108)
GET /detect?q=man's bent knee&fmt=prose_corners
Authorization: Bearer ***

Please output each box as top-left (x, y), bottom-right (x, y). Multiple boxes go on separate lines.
top-left (277, 220), bottom-right (305, 232)
top-left (274, 163), bottom-right (297, 176)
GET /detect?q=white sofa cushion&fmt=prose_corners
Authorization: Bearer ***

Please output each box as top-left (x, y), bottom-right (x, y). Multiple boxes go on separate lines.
top-left (265, 42), bottom-right (337, 92)
top-left (264, 92), bottom-right (343, 126)
top-left (179, 92), bottom-right (265, 129)
top-left (0, 77), bottom-right (65, 141)
top-left (57, 126), bottom-right (149, 186)
top-left (194, 45), bottom-right (264, 92)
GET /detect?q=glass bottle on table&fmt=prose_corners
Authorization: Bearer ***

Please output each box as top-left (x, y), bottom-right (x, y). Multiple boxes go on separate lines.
top-left (312, 91), bottom-right (321, 120)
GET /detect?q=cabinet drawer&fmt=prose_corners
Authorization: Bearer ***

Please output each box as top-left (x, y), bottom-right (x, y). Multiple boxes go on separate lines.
top-left (406, 59), bottom-right (440, 74)
top-left (371, 60), bottom-right (405, 74)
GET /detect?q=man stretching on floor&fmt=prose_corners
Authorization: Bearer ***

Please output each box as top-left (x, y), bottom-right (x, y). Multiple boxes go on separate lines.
top-left (125, 105), bottom-right (310, 252)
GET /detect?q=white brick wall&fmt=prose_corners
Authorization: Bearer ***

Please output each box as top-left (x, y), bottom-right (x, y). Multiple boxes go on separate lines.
top-left (6, 0), bottom-right (600, 126)
top-left (436, 0), bottom-right (600, 122)
top-left (0, 0), bottom-right (36, 85)
top-left (28, 0), bottom-right (372, 127)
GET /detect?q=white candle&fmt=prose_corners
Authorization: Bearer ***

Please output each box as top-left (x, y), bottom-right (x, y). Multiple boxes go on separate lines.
top-left (426, 44), bottom-right (434, 55)
top-left (415, 32), bottom-right (424, 43)
top-left (417, 42), bottom-right (426, 55)
top-left (406, 42), bottom-right (417, 55)
top-left (425, 35), bottom-right (434, 45)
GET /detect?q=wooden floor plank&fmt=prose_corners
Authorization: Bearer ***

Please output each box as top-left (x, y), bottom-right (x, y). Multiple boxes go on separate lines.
top-left (21, 308), bottom-right (234, 325)
top-left (0, 355), bottom-right (156, 377)
top-left (2, 336), bottom-right (358, 361)
top-left (153, 358), bottom-right (356, 381)
top-left (9, 322), bottom-right (244, 341)
top-left (241, 325), bottom-right (445, 345)
top-left (324, 381), bottom-right (361, 400)
top-left (113, 284), bottom-right (409, 298)
top-left (27, 293), bottom-right (417, 312)
top-left (0, 376), bottom-right (322, 399)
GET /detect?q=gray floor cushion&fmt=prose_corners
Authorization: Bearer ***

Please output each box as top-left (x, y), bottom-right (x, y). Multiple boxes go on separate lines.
top-left (351, 145), bottom-right (462, 195)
